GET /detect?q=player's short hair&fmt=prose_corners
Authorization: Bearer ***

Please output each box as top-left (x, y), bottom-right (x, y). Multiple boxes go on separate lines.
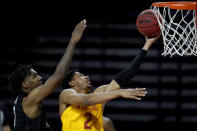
top-left (8, 64), bottom-right (32, 94)
top-left (62, 69), bottom-right (78, 89)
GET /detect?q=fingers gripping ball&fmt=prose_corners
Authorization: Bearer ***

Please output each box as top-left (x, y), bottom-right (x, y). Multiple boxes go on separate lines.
top-left (136, 9), bottom-right (161, 38)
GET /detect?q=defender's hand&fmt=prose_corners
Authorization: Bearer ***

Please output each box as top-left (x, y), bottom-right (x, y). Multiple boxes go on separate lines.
top-left (70, 19), bottom-right (86, 44)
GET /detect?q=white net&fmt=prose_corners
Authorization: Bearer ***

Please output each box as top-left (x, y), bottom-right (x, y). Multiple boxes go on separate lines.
top-left (150, 5), bottom-right (197, 57)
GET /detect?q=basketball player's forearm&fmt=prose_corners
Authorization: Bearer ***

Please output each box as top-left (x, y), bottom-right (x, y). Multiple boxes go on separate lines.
top-left (54, 20), bottom-right (86, 78)
top-left (35, 43), bottom-right (76, 102)
top-left (82, 90), bottom-right (122, 106)
top-left (113, 35), bottom-right (161, 88)
top-left (142, 41), bottom-right (152, 51)
top-left (54, 41), bottom-right (76, 78)
top-left (143, 35), bottom-right (161, 51)
top-left (114, 49), bottom-right (147, 87)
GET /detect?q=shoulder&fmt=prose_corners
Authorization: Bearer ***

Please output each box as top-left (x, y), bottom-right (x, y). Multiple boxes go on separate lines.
top-left (59, 89), bottom-right (76, 98)
top-left (60, 88), bottom-right (76, 94)
top-left (59, 89), bottom-right (77, 106)
top-left (26, 86), bottom-right (42, 99)
top-left (23, 86), bottom-right (42, 104)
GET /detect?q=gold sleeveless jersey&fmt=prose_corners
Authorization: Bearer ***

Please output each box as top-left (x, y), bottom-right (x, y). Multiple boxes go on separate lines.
top-left (61, 104), bottom-right (104, 131)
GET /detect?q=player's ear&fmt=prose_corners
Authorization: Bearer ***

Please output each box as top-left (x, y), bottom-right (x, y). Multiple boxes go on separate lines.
top-left (69, 81), bottom-right (75, 87)
top-left (22, 81), bottom-right (29, 88)
top-left (22, 81), bottom-right (30, 92)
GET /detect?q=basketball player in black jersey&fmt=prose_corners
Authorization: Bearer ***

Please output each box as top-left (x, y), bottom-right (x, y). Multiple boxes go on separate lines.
top-left (8, 19), bottom-right (87, 131)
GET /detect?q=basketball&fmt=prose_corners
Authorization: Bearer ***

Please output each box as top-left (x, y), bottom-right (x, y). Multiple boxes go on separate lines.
top-left (136, 9), bottom-right (161, 38)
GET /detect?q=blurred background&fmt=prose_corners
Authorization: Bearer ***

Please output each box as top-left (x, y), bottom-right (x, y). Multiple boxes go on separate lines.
top-left (1, 0), bottom-right (196, 130)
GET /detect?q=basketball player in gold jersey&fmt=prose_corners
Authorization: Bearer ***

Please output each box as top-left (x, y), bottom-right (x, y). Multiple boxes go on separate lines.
top-left (59, 20), bottom-right (161, 131)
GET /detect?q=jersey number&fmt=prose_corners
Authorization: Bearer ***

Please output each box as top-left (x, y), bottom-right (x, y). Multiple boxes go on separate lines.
top-left (84, 112), bottom-right (92, 129)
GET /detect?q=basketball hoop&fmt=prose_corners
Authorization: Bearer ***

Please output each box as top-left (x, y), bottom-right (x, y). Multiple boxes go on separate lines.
top-left (151, 1), bottom-right (196, 56)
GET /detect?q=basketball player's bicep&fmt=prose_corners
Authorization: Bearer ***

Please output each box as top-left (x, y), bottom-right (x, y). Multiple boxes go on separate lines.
top-left (94, 80), bottom-right (120, 93)
top-left (94, 85), bottom-right (108, 93)
top-left (104, 80), bottom-right (120, 92)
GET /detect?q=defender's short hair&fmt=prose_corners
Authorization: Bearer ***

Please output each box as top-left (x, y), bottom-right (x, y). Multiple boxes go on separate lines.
top-left (8, 64), bottom-right (32, 94)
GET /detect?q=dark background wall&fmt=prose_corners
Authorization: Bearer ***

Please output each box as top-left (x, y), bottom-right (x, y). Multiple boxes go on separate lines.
top-left (1, 0), bottom-right (196, 130)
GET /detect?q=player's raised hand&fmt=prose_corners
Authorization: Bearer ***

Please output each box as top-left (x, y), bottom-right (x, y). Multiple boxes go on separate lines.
top-left (145, 32), bottom-right (161, 44)
top-left (119, 88), bottom-right (147, 100)
top-left (70, 19), bottom-right (86, 44)
top-left (142, 33), bottom-right (161, 51)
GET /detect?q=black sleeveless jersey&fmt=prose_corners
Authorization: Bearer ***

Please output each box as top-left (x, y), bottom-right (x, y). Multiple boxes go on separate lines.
top-left (13, 93), bottom-right (48, 131)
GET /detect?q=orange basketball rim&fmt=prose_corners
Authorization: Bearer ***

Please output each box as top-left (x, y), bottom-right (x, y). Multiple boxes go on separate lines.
top-left (152, 1), bottom-right (196, 10)
top-left (151, 1), bottom-right (197, 56)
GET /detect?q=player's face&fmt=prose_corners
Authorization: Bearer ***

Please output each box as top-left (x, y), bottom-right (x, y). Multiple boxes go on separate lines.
top-left (24, 68), bottom-right (43, 91)
top-left (72, 72), bottom-right (92, 90)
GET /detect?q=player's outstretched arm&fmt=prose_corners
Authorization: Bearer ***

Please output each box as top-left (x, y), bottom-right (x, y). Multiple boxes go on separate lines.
top-left (97, 34), bottom-right (161, 93)
top-left (29, 20), bottom-right (86, 104)
top-left (60, 88), bottom-right (147, 106)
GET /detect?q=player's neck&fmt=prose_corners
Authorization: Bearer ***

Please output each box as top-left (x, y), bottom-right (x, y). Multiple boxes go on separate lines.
top-left (73, 87), bottom-right (87, 94)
